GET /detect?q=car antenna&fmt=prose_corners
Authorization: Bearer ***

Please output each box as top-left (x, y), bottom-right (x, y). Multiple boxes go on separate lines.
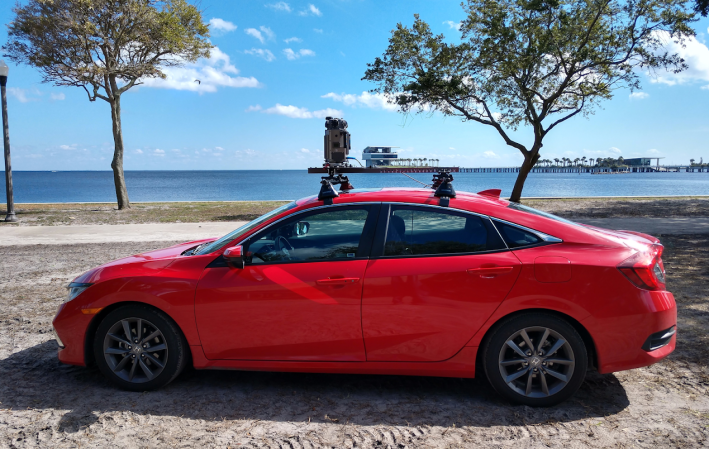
top-left (431, 170), bottom-right (456, 207)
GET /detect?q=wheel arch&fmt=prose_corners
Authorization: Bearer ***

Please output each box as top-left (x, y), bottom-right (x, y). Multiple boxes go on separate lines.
top-left (474, 308), bottom-right (598, 374)
top-left (84, 301), bottom-right (190, 367)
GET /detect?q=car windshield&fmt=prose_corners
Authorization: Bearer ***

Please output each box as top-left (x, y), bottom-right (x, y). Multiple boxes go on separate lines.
top-left (507, 202), bottom-right (581, 227)
top-left (193, 201), bottom-right (297, 255)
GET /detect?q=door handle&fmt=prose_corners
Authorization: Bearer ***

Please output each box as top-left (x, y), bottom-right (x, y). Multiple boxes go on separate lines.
top-left (316, 277), bottom-right (360, 285)
top-left (467, 267), bottom-right (514, 278)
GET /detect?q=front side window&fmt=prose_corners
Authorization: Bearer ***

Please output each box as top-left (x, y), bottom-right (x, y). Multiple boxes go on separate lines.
top-left (246, 206), bottom-right (371, 264)
top-left (383, 206), bottom-right (504, 256)
top-left (194, 201), bottom-right (297, 255)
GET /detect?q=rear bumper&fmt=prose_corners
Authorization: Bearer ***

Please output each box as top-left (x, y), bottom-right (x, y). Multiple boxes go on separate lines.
top-left (584, 289), bottom-right (676, 374)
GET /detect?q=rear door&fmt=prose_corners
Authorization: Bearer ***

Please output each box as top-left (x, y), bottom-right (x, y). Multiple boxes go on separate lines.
top-left (361, 204), bottom-right (521, 362)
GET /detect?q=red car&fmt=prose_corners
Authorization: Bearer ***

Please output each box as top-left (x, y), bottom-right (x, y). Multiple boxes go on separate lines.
top-left (52, 188), bottom-right (676, 406)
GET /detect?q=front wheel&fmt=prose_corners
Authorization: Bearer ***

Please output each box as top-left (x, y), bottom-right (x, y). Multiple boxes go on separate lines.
top-left (482, 313), bottom-right (588, 407)
top-left (93, 305), bottom-right (188, 391)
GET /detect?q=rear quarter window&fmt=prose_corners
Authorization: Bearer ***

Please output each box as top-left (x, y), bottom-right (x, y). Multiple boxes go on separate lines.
top-left (493, 221), bottom-right (542, 248)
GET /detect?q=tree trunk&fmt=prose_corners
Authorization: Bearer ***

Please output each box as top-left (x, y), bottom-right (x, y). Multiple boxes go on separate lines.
top-left (109, 95), bottom-right (130, 209)
top-left (510, 149), bottom-right (540, 203)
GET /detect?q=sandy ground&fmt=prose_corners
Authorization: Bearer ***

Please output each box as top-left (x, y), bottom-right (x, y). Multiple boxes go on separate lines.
top-left (1, 237), bottom-right (708, 448)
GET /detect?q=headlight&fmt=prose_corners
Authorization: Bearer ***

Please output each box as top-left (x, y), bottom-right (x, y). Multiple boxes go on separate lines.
top-left (65, 282), bottom-right (93, 303)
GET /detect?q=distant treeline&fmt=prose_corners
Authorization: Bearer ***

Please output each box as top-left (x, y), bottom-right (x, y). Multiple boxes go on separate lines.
top-left (538, 157), bottom-right (706, 168)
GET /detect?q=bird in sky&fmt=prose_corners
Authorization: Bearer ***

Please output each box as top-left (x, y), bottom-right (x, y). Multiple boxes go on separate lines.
top-left (194, 79), bottom-right (201, 84)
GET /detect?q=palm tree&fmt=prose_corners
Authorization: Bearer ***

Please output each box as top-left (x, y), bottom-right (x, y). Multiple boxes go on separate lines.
top-left (690, 158), bottom-right (695, 166)
top-left (554, 158), bottom-right (560, 167)
top-left (423, 158), bottom-right (428, 167)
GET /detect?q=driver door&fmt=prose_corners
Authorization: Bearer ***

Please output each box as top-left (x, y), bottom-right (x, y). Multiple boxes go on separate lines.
top-left (195, 204), bottom-right (379, 361)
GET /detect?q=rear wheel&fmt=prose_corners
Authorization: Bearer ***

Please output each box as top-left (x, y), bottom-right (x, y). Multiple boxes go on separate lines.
top-left (483, 313), bottom-right (588, 406)
top-left (93, 305), bottom-right (188, 391)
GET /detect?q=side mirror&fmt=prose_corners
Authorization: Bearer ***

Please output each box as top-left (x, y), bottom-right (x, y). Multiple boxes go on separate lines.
top-left (295, 221), bottom-right (310, 236)
top-left (223, 245), bottom-right (245, 269)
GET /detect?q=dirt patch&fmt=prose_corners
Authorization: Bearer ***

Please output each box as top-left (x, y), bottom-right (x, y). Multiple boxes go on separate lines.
top-left (2, 197), bottom-right (709, 227)
top-left (524, 197), bottom-right (709, 219)
top-left (1, 238), bottom-right (708, 447)
top-left (0, 201), bottom-right (289, 227)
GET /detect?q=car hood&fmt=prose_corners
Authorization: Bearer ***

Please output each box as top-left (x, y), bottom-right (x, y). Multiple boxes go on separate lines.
top-left (73, 238), bottom-right (215, 284)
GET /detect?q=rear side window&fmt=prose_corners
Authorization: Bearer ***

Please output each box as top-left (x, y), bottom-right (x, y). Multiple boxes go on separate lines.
top-left (493, 221), bottom-right (542, 248)
top-left (383, 206), bottom-right (505, 256)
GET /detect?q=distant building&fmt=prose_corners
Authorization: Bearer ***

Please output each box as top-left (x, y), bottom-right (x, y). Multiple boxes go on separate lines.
top-left (362, 146), bottom-right (399, 167)
top-left (624, 157), bottom-right (664, 167)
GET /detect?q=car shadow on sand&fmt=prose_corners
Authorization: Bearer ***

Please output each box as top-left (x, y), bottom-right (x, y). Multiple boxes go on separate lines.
top-left (1, 341), bottom-right (629, 433)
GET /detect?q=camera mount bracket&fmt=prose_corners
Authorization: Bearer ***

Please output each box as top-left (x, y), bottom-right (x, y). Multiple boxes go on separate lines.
top-left (317, 165), bottom-right (355, 205)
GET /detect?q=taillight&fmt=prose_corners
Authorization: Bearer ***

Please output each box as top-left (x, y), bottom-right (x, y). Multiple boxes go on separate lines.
top-left (618, 245), bottom-right (666, 290)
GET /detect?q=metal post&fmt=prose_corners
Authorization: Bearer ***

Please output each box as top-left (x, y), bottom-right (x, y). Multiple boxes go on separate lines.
top-left (0, 72), bottom-right (17, 222)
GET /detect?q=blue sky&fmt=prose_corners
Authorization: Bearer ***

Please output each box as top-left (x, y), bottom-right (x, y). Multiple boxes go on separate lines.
top-left (1, 0), bottom-right (708, 171)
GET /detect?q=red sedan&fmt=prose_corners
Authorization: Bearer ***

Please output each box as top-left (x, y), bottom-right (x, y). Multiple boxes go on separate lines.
top-left (52, 188), bottom-right (676, 406)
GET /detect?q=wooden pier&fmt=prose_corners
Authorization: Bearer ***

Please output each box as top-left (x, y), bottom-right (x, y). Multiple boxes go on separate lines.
top-left (459, 166), bottom-right (709, 174)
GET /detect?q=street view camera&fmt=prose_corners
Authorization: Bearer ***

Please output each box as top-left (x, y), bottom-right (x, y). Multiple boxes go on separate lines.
top-left (323, 117), bottom-right (351, 166)
top-left (318, 117), bottom-right (354, 204)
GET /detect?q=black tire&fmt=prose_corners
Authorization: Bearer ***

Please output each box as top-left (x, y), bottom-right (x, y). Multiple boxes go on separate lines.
top-left (482, 313), bottom-right (588, 407)
top-left (93, 304), bottom-right (188, 391)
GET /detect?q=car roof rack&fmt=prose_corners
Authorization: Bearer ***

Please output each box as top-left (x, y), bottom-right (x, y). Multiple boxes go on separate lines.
top-left (431, 170), bottom-right (456, 207)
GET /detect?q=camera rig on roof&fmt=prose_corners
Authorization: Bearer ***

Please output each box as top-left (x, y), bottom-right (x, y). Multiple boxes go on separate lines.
top-left (315, 117), bottom-right (456, 206)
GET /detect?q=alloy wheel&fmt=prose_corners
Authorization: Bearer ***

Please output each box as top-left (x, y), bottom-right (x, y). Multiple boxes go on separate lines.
top-left (498, 326), bottom-right (575, 398)
top-left (103, 317), bottom-right (169, 383)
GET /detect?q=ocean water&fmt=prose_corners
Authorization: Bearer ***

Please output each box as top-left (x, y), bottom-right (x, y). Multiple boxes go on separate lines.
top-left (1, 170), bottom-right (708, 203)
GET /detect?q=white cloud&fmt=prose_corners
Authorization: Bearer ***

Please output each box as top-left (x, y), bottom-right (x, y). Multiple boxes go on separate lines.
top-left (284, 37), bottom-right (302, 44)
top-left (245, 26), bottom-right (275, 43)
top-left (443, 21), bottom-right (462, 31)
top-left (301, 148), bottom-right (312, 153)
top-left (299, 4), bottom-right (322, 16)
top-left (134, 149), bottom-right (144, 154)
top-left (649, 32), bottom-right (709, 86)
top-left (283, 48), bottom-right (316, 60)
top-left (140, 47), bottom-right (260, 93)
top-left (322, 91), bottom-right (398, 111)
top-left (245, 48), bottom-right (276, 62)
top-left (647, 148), bottom-right (661, 154)
top-left (313, 28), bottom-right (323, 33)
top-left (50, 92), bottom-right (65, 101)
top-left (701, 84), bottom-right (709, 90)
top-left (8, 87), bottom-right (31, 103)
top-left (246, 104), bottom-right (262, 112)
top-left (483, 151), bottom-right (498, 158)
top-left (629, 91), bottom-right (649, 100)
top-left (263, 103), bottom-right (343, 119)
top-left (609, 147), bottom-right (622, 154)
top-left (153, 149), bottom-right (165, 156)
top-left (266, 2), bottom-right (291, 12)
top-left (59, 144), bottom-right (77, 150)
top-left (209, 18), bottom-right (237, 32)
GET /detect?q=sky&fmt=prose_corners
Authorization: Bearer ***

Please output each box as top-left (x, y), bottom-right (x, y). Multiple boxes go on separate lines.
top-left (0, 0), bottom-right (708, 171)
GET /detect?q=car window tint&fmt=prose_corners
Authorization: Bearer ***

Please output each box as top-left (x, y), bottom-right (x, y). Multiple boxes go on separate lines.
top-left (384, 207), bottom-right (491, 256)
top-left (247, 207), bottom-right (370, 264)
top-left (493, 221), bottom-right (542, 248)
